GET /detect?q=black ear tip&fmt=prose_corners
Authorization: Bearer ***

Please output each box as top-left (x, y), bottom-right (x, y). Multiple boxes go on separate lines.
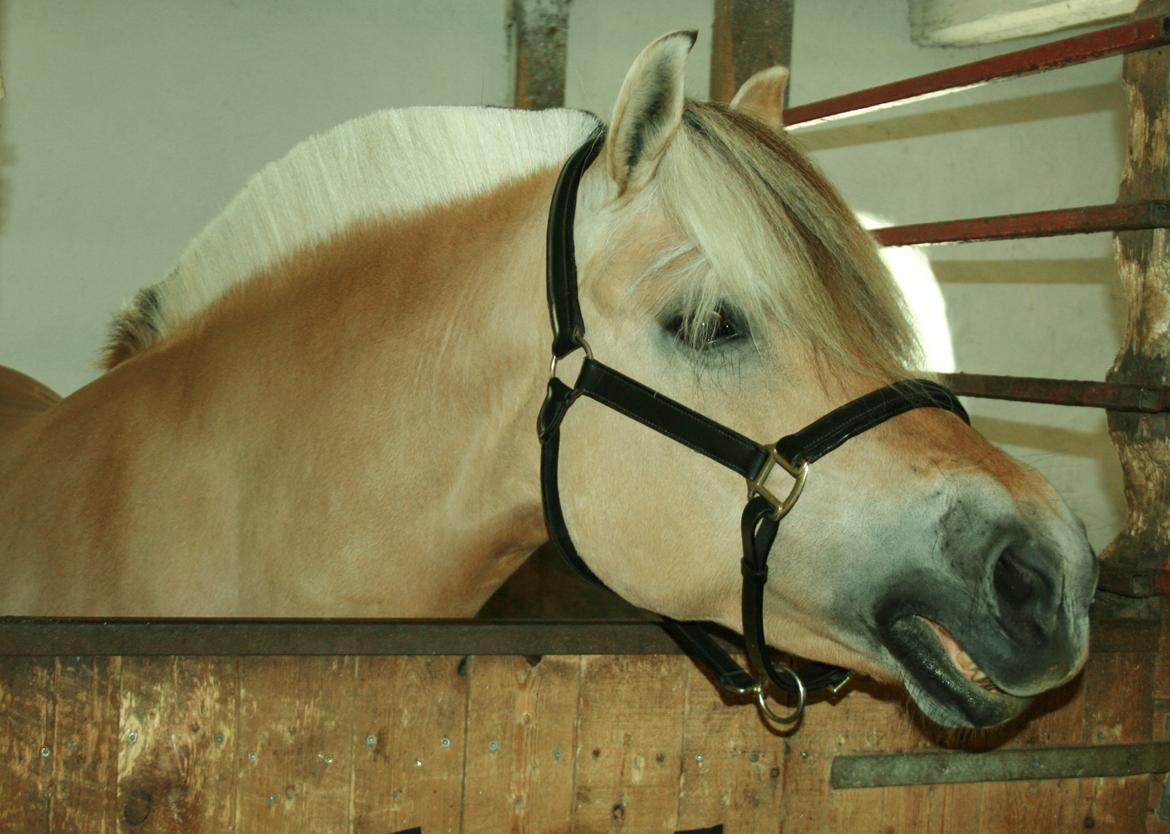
top-left (683, 30), bottom-right (699, 48)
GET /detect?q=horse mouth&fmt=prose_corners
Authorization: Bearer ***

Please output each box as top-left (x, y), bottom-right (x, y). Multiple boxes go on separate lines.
top-left (883, 615), bottom-right (1030, 728)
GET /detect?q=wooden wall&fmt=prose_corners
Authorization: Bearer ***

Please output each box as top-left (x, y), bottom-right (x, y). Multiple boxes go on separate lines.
top-left (0, 610), bottom-right (1166, 833)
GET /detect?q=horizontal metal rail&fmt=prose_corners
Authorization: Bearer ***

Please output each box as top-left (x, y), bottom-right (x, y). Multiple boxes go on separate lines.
top-left (0, 612), bottom-right (1152, 656)
top-left (940, 372), bottom-right (1170, 413)
top-left (785, 16), bottom-right (1170, 127)
top-left (832, 741), bottom-right (1170, 788)
top-left (0, 618), bottom-right (694, 657)
top-left (874, 201), bottom-right (1170, 246)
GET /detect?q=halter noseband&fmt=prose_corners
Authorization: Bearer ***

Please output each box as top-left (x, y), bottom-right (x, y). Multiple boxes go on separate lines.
top-left (537, 130), bottom-right (970, 725)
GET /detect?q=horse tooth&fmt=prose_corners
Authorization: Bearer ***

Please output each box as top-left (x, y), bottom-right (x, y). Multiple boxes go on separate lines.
top-left (955, 650), bottom-right (977, 672)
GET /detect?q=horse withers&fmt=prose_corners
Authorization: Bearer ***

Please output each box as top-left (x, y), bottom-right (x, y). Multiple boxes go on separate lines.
top-left (0, 33), bottom-right (1096, 729)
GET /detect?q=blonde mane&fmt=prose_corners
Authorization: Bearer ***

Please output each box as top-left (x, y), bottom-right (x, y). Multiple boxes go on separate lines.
top-left (103, 107), bottom-right (602, 368)
top-left (648, 102), bottom-right (921, 380)
top-left (104, 100), bottom-right (917, 381)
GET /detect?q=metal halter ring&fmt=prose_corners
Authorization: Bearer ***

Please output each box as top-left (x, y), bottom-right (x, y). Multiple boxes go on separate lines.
top-left (753, 665), bottom-right (807, 726)
top-left (548, 337), bottom-right (594, 384)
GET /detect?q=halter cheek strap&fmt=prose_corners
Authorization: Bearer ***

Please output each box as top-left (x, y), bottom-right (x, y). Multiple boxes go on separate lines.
top-left (538, 131), bottom-right (971, 725)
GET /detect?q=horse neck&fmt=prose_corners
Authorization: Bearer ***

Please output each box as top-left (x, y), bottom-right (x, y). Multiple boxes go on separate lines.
top-left (161, 170), bottom-right (559, 615)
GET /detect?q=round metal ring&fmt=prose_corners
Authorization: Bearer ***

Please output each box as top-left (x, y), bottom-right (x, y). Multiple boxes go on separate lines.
top-left (548, 339), bottom-right (594, 384)
top-left (753, 666), bottom-right (807, 726)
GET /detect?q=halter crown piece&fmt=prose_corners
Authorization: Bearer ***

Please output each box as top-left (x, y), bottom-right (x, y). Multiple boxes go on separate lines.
top-left (537, 130), bottom-right (970, 725)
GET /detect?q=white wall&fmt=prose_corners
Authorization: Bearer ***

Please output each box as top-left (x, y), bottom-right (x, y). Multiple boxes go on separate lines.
top-left (0, 0), bottom-right (1126, 549)
top-left (0, 0), bottom-right (512, 394)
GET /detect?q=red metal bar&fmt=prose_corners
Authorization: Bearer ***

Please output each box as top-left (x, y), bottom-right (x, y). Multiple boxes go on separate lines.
top-left (784, 16), bottom-right (1170, 127)
top-left (874, 201), bottom-right (1170, 246)
top-left (939, 372), bottom-right (1170, 413)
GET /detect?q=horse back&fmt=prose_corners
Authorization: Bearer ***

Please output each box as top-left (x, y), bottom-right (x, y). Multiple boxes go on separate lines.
top-left (0, 366), bottom-right (61, 434)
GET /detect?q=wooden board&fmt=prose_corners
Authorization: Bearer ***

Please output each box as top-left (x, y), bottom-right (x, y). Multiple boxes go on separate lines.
top-left (50, 656), bottom-right (120, 833)
top-left (236, 656), bottom-right (353, 833)
top-left (118, 656), bottom-right (238, 833)
top-left (462, 655), bottom-right (579, 834)
top-left (571, 655), bottom-right (688, 832)
top-left (0, 640), bottom-right (1164, 832)
top-left (0, 657), bottom-right (55, 832)
top-left (675, 660), bottom-right (785, 832)
top-left (351, 656), bottom-right (468, 834)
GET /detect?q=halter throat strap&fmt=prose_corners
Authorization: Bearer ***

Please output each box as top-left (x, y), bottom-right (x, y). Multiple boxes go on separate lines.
top-left (537, 133), bottom-right (970, 724)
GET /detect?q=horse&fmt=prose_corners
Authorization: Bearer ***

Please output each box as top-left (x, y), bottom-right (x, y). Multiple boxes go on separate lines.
top-left (0, 33), bottom-right (1096, 729)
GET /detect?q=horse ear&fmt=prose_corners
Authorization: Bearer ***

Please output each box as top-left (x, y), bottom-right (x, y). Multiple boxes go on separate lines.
top-left (605, 31), bottom-right (696, 195)
top-left (729, 66), bottom-right (789, 130)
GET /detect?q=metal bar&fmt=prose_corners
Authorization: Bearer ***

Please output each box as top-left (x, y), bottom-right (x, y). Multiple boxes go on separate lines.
top-left (831, 741), bottom-right (1170, 788)
top-left (785, 15), bottom-right (1170, 127)
top-left (0, 611), bottom-right (1149, 657)
top-left (0, 618), bottom-right (694, 657)
top-left (939, 372), bottom-right (1170, 413)
top-left (1097, 560), bottom-right (1170, 598)
top-left (874, 201), bottom-right (1170, 247)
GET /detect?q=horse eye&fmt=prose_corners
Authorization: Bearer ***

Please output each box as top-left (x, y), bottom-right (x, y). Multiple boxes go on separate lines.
top-left (664, 305), bottom-right (745, 350)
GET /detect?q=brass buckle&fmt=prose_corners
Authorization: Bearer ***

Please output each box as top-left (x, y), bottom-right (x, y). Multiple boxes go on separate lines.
top-left (747, 445), bottom-right (809, 522)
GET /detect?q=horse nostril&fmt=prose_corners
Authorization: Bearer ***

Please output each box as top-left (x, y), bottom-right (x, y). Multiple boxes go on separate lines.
top-left (993, 545), bottom-right (1056, 618)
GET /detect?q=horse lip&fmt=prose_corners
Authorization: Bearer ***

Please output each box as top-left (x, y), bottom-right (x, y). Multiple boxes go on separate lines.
top-left (881, 614), bottom-right (1030, 728)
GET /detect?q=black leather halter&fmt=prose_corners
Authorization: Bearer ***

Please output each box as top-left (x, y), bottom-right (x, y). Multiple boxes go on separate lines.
top-left (537, 130), bottom-right (970, 724)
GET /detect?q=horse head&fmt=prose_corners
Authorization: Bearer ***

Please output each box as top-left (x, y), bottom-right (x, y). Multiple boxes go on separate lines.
top-left (551, 32), bottom-right (1097, 728)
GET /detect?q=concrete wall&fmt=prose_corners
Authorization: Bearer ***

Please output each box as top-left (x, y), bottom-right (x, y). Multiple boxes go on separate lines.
top-left (0, 0), bottom-right (1126, 548)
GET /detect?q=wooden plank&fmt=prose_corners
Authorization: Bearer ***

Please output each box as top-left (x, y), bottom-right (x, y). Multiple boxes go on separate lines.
top-left (1079, 649), bottom-right (1157, 832)
top-left (859, 689), bottom-right (939, 834)
top-left (509, 0), bottom-right (570, 110)
top-left (571, 655), bottom-right (688, 833)
top-left (350, 656), bottom-right (467, 834)
top-left (978, 672), bottom-right (1088, 833)
top-left (0, 657), bottom-right (54, 832)
top-left (814, 683), bottom-right (931, 832)
top-left (117, 657), bottom-right (237, 834)
top-left (910, 0), bottom-right (1140, 47)
top-left (709, 0), bottom-right (794, 103)
top-left (461, 655), bottom-right (579, 833)
top-left (235, 656), bottom-right (354, 833)
top-left (674, 659), bottom-right (784, 832)
top-left (49, 656), bottom-right (120, 833)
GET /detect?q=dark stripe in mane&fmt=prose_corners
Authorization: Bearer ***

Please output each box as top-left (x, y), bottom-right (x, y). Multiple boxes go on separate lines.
top-left (102, 286), bottom-right (164, 370)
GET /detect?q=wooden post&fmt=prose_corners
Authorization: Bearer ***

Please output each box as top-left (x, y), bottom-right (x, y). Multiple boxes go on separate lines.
top-left (710, 0), bottom-right (794, 103)
top-left (1105, 1), bottom-right (1170, 570)
top-left (509, 0), bottom-right (571, 110)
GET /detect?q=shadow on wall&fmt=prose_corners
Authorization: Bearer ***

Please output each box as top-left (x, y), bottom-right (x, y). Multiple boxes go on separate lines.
top-left (931, 257), bottom-right (1126, 351)
top-left (794, 83), bottom-right (1125, 152)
